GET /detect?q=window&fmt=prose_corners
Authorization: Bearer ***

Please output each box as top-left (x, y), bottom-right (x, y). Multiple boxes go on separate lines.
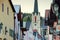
top-left (0, 38), bottom-right (2, 40)
top-left (7, 7), bottom-right (9, 15)
top-left (58, 15), bottom-right (60, 19)
top-left (2, 3), bottom-right (4, 12)
top-left (33, 12), bottom-right (35, 15)
top-left (33, 32), bottom-right (38, 36)
top-left (18, 23), bottom-right (20, 27)
top-left (5, 26), bottom-right (8, 35)
top-left (49, 28), bottom-right (54, 34)
top-left (43, 29), bottom-right (47, 35)
top-left (0, 22), bottom-right (3, 33)
top-left (3, 38), bottom-right (7, 40)
top-left (35, 16), bottom-right (36, 23)
top-left (33, 32), bottom-right (36, 36)
top-left (9, 29), bottom-right (14, 37)
top-left (35, 24), bottom-right (36, 26)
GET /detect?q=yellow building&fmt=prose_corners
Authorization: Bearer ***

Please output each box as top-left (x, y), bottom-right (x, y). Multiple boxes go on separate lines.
top-left (0, 0), bottom-right (15, 40)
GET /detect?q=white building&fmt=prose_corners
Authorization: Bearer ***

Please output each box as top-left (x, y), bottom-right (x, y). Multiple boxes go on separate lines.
top-left (32, 0), bottom-right (41, 35)
top-left (14, 5), bottom-right (21, 40)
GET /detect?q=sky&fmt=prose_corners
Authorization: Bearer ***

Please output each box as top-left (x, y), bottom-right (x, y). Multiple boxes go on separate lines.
top-left (12, 0), bottom-right (52, 17)
top-left (14, 5), bottom-right (20, 13)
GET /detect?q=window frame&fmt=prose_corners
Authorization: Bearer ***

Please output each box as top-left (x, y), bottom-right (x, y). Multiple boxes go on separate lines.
top-left (7, 7), bottom-right (9, 15)
top-left (2, 3), bottom-right (4, 12)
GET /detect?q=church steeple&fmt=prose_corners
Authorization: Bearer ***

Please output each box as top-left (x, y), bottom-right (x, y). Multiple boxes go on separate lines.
top-left (34, 0), bottom-right (38, 14)
top-left (32, 0), bottom-right (41, 35)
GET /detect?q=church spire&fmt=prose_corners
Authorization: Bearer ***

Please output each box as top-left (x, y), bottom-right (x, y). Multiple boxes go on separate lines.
top-left (34, 0), bottom-right (38, 13)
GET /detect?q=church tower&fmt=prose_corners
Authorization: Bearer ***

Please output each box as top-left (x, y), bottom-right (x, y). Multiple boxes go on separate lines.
top-left (32, 0), bottom-right (41, 34)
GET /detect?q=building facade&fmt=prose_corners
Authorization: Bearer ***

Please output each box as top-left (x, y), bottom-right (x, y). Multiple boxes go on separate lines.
top-left (17, 7), bottom-right (23, 40)
top-left (53, 0), bottom-right (60, 40)
top-left (0, 0), bottom-right (15, 40)
top-left (14, 5), bottom-right (21, 40)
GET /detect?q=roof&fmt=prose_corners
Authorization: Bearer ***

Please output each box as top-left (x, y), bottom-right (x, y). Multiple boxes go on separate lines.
top-left (9, 0), bottom-right (15, 12)
top-left (14, 5), bottom-right (21, 13)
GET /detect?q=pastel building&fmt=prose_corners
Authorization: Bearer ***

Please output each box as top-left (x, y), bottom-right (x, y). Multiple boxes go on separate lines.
top-left (0, 0), bottom-right (15, 40)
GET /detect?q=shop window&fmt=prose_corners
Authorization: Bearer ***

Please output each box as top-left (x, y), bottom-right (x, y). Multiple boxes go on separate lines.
top-left (9, 29), bottom-right (14, 37)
